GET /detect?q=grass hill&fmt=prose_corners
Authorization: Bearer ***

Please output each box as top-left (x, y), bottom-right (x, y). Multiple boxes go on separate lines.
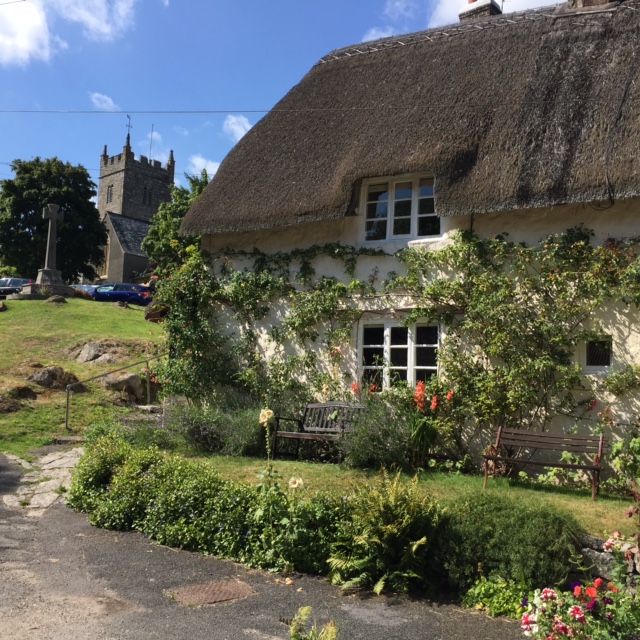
top-left (0, 297), bottom-right (163, 458)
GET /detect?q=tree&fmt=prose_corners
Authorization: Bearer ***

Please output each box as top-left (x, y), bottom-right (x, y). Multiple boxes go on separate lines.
top-left (0, 157), bottom-right (108, 282)
top-left (141, 170), bottom-right (208, 273)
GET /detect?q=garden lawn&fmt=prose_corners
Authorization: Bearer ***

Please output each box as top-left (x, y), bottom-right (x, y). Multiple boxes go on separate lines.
top-left (204, 455), bottom-right (632, 538)
top-left (0, 298), bottom-right (163, 458)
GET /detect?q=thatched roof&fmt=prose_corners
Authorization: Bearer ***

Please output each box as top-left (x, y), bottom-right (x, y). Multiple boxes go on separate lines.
top-left (182, 1), bottom-right (640, 236)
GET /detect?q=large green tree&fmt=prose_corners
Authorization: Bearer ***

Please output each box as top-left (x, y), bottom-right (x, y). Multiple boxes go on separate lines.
top-left (0, 157), bottom-right (108, 282)
top-left (141, 170), bottom-right (208, 273)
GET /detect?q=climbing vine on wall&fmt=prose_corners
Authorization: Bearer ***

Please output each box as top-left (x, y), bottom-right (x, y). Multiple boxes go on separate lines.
top-left (155, 228), bottom-right (640, 456)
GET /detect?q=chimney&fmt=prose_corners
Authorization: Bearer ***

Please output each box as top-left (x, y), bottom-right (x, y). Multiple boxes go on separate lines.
top-left (459, 0), bottom-right (502, 23)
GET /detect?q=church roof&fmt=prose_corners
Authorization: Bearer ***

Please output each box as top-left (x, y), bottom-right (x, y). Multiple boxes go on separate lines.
top-left (106, 213), bottom-right (150, 257)
top-left (182, 0), bottom-right (640, 236)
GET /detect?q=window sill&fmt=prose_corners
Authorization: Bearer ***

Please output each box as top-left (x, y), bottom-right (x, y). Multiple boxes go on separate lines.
top-left (407, 236), bottom-right (447, 248)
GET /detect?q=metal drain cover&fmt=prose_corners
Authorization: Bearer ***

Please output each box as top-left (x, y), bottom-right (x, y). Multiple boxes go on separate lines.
top-left (171, 580), bottom-right (255, 606)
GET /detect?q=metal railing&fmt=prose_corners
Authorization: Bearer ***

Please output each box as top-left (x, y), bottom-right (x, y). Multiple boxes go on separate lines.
top-left (65, 352), bottom-right (168, 431)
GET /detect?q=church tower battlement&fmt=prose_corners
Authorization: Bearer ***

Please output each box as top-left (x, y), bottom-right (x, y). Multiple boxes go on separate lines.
top-left (98, 133), bottom-right (175, 222)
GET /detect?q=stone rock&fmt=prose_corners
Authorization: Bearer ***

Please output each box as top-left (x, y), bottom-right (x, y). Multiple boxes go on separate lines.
top-left (581, 534), bottom-right (604, 552)
top-left (45, 295), bottom-right (67, 304)
top-left (0, 301), bottom-right (7, 312)
top-left (76, 342), bottom-right (104, 363)
top-left (28, 366), bottom-right (82, 390)
top-left (7, 386), bottom-right (37, 400)
top-left (102, 372), bottom-right (144, 402)
top-left (581, 547), bottom-right (616, 580)
top-left (92, 353), bottom-right (117, 365)
top-left (0, 396), bottom-right (21, 413)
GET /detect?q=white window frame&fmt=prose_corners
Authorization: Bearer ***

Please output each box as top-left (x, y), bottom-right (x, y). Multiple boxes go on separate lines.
top-left (360, 321), bottom-right (439, 390)
top-left (362, 174), bottom-right (439, 243)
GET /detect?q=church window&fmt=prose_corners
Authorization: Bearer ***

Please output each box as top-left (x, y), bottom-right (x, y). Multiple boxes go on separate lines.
top-left (106, 184), bottom-right (113, 204)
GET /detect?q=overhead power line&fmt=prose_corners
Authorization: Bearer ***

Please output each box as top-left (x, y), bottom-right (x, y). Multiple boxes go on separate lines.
top-left (0, 0), bottom-right (27, 6)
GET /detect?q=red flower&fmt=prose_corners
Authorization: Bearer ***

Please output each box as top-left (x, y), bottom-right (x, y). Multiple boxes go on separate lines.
top-left (573, 585), bottom-right (583, 597)
top-left (446, 389), bottom-right (454, 402)
top-left (351, 381), bottom-right (360, 395)
top-left (585, 586), bottom-right (598, 598)
top-left (430, 395), bottom-right (438, 411)
top-left (414, 381), bottom-right (426, 413)
top-left (593, 578), bottom-right (603, 589)
top-left (369, 383), bottom-right (378, 394)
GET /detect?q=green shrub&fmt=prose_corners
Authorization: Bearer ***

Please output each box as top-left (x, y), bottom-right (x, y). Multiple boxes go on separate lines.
top-left (341, 395), bottom-right (412, 470)
top-left (67, 431), bottom-right (133, 512)
top-left (462, 574), bottom-right (529, 618)
top-left (439, 490), bottom-right (583, 592)
top-left (138, 456), bottom-right (255, 555)
top-left (89, 446), bottom-right (164, 530)
top-left (328, 470), bottom-right (442, 594)
top-left (167, 403), bottom-right (266, 457)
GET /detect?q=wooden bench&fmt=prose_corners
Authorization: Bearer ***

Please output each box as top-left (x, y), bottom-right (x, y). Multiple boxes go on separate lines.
top-left (483, 427), bottom-right (606, 500)
top-left (272, 402), bottom-right (365, 459)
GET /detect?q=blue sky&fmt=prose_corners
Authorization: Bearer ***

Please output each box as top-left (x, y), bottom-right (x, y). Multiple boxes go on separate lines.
top-left (0, 0), bottom-right (560, 189)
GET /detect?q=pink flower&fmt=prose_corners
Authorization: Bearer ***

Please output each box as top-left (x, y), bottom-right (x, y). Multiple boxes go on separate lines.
top-left (521, 612), bottom-right (537, 633)
top-left (612, 530), bottom-right (622, 539)
top-left (552, 616), bottom-right (570, 634)
top-left (541, 588), bottom-right (558, 601)
top-left (568, 605), bottom-right (586, 624)
top-left (603, 538), bottom-right (615, 552)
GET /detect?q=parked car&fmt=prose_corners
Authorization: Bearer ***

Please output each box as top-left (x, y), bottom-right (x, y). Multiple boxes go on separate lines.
top-left (0, 277), bottom-right (33, 296)
top-left (89, 283), bottom-right (152, 306)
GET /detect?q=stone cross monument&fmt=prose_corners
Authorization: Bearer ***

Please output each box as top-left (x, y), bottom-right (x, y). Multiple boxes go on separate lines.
top-left (36, 204), bottom-right (64, 285)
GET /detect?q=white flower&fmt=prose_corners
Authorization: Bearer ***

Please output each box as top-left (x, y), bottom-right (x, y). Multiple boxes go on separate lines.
top-left (288, 477), bottom-right (304, 490)
top-left (259, 408), bottom-right (274, 426)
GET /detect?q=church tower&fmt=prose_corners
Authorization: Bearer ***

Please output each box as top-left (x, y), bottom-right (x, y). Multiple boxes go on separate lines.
top-left (96, 134), bottom-right (175, 283)
top-left (98, 133), bottom-right (175, 222)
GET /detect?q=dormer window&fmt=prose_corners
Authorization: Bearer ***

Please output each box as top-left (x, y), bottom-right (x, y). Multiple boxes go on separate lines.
top-left (364, 175), bottom-right (438, 242)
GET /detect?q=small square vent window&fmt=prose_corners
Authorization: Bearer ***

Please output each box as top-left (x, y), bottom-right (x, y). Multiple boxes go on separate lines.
top-left (586, 339), bottom-right (612, 368)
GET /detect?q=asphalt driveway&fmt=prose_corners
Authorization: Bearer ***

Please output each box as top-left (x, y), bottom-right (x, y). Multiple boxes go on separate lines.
top-left (0, 452), bottom-right (523, 640)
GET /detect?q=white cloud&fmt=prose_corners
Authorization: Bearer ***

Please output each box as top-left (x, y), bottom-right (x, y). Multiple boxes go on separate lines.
top-left (384, 0), bottom-right (417, 20)
top-left (187, 154), bottom-right (220, 177)
top-left (173, 125), bottom-right (189, 137)
top-left (49, 0), bottom-right (139, 41)
top-left (0, 0), bottom-right (140, 66)
top-left (89, 91), bottom-right (119, 111)
top-left (0, 0), bottom-right (64, 67)
top-left (223, 114), bottom-right (252, 143)
top-left (428, 0), bottom-right (562, 28)
top-left (161, 0), bottom-right (169, 5)
top-left (362, 26), bottom-right (396, 42)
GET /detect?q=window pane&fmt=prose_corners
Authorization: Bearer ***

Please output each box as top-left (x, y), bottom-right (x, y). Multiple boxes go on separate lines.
top-left (390, 347), bottom-right (408, 367)
top-left (586, 340), bottom-right (611, 367)
top-left (415, 369), bottom-right (437, 382)
top-left (364, 326), bottom-right (384, 345)
top-left (367, 201), bottom-right (388, 219)
top-left (416, 347), bottom-right (437, 367)
top-left (363, 347), bottom-right (384, 366)
top-left (390, 327), bottom-right (408, 345)
top-left (416, 326), bottom-right (438, 345)
top-left (395, 182), bottom-right (412, 200)
top-left (365, 220), bottom-right (387, 241)
top-left (418, 215), bottom-right (440, 237)
top-left (419, 180), bottom-right (434, 197)
top-left (390, 369), bottom-right (408, 384)
top-left (419, 199), bottom-right (435, 215)
top-left (394, 200), bottom-right (411, 218)
top-left (393, 218), bottom-right (411, 235)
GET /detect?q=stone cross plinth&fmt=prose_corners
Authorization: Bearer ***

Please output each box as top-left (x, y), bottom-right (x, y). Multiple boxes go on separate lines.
top-left (36, 204), bottom-right (64, 285)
